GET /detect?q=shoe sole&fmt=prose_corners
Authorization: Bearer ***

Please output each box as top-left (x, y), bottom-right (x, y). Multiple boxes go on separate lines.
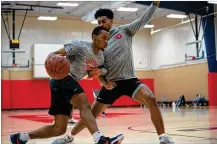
top-left (111, 134), bottom-right (124, 144)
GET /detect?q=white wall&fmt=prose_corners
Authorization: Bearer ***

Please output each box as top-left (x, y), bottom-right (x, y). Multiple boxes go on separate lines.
top-left (32, 44), bottom-right (64, 78)
top-left (151, 21), bottom-right (207, 69)
top-left (132, 29), bottom-right (151, 69)
top-left (1, 16), bottom-right (93, 68)
top-left (2, 15), bottom-right (207, 71)
top-left (1, 15), bottom-right (151, 70)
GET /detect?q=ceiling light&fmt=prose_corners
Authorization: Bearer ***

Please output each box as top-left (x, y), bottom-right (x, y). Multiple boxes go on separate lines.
top-left (167, 14), bottom-right (187, 19)
top-left (57, 2), bottom-right (79, 7)
top-left (91, 20), bottom-right (98, 24)
top-left (117, 7), bottom-right (138, 12)
top-left (208, 1), bottom-right (217, 4)
top-left (144, 24), bottom-right (154, 28)
top-left (38, 16), bottom-right (57, 21)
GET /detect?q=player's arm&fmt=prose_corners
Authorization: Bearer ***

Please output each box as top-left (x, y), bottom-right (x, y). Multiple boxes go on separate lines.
top-left (97, 75), bottom-right (115, 90)
top-left (47, 48), bottom-right (67, 59)
top-left (53, 48), bottom-right (67, 56)
top-left (45, 48), bottom-right (66, 65)
top-left (47, 41), bottom-right (79, 58)
top-left (87, 65), bottom-right (108, 78)
top-left (122, 1), bottom-right (159, 36)
top-left (97, 75), bottom-right (107, 86)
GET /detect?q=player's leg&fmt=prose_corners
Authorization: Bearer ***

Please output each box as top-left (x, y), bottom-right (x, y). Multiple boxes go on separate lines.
top-left (10, 115), bottom-right (69, 144)
top-left (93, 89), bottom-right (107, 116)
top-left (29, 115), bottom-right (69, 138)
top-left (49, 76), bottom-right (105, 144)
top-left (127, 78), bottom-right (174, 144)
top-left (70, 92), bottom-right (100, 135)
top-left (71, 100), bottom-right (108, 135)
top-left (70, 86), bottom-right (119, 136)
top-left (52, 100), bottom-right (111, 144)
top-left (52, 86), bottom-right (123, 144)
top-left (68, 106), bottom-right (78, 124)
top-left (133, 84), bottom-right (165, 135)
top-left (10, 77), bottom-right (71, 144)
top-left (70, 89), bottom-right (125, 144)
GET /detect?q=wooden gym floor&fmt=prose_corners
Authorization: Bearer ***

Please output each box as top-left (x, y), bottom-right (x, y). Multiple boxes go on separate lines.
top-left (2, 106), bottom-right (217, 144)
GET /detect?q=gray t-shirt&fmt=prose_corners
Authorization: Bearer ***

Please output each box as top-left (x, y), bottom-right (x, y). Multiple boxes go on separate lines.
top-left (64, 40), bottom-right (104, 81)
top-left (103, 4), bottom-right (157, 81)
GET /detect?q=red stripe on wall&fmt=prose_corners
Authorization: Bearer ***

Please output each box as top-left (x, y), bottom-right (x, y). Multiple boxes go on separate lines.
top-left (208, 72), bottom-right (217, 106)
top-left (2, 80), bottom-right (11, 109)
top-left (1, 78), bottom-right (154, 109)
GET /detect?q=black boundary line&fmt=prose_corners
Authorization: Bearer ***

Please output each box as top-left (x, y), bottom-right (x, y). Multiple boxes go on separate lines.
top-left (128, 124), bottom-right (217, 141)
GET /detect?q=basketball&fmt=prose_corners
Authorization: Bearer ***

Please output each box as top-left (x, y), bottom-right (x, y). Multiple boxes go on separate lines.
top-left (45, 54), bottom-right (70, 79)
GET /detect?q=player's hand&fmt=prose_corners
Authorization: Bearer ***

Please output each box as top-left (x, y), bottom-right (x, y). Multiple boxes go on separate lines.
top-left (104, 81), bottom-right (116, 90)
top-left (46, 52), bottom-right (60, 60)
top-left (48, 52), bottom-right (64, 58)
top-left (45, 52), bottom-right (64, 65)
top-left (45, 52), bottom-right (54, 65)
top-left (87, 68), bottom-right (102, 79)
top-left (153, 1), bottom-right (160, 6)
top-left (47, 52), bottom-right (55, 59)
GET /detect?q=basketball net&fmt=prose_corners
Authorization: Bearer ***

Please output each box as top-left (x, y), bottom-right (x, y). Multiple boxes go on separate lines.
top-left (12, 63), bottom-right (18, 67)
top-left (185, 55), bottom-right (196, 60)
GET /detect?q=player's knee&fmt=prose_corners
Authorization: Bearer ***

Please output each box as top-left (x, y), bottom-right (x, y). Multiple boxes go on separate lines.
top-left (92, 111), bottom-right (100, 118)
top-left (143, 88), bottom-right (155, 101)
top-left (91, 101), bottom-right (106, 118)
top-left (81, 103), bottom-right (91, 110)
top-left (148, 96), bottom-right (157, 104)
top-left (144, 88), bottom-right (154, 98)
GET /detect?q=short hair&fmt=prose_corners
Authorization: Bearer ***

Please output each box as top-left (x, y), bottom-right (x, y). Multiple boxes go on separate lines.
top-left (92, 26), bottom-right (108, 39)
top-left (94, 8), bottom-right (114, 19)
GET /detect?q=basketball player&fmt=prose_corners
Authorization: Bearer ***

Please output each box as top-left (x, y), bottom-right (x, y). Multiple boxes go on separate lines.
top-left (10, 26), bottom-right (124, 144)
top-left (68, 107), bottom-right (78, 124)
top-left (92, 89), bottom-right (106, 117)
top-left (53, 1), bottom-right (174, 144)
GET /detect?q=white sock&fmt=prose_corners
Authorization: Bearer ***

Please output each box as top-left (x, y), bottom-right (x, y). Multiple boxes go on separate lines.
top-left (159, 133), bottom-right (168, 138)
top-left (92, 131), bottom-right (103, 142)
top-left (19, 133), bottom-right (30, 141)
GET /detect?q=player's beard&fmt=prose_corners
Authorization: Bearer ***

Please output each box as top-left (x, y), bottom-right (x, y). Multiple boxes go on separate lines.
top-left (100, 48), bottom-right (105, 51)
top-left (99, 46), bottom-right (105, 51)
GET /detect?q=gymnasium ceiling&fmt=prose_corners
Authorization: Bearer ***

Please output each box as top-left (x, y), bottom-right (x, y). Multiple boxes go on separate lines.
top-left (1, 1), bottom-right (216, 30)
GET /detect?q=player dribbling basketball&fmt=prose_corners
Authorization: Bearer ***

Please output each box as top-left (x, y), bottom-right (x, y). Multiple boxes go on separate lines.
top-left (10, 26), bottom-right (124, 144)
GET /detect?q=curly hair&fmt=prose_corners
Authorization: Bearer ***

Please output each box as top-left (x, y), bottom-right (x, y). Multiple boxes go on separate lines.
top-left (94, 8), bottom-right (114, 19)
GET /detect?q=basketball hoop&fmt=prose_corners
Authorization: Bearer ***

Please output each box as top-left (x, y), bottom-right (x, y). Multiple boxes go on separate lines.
top-left (185, 55), bottom-right (196, 61)
top-left (12, 63), bottom-right (19, 67)
top-left (1, 50), bottom-right (29, 68)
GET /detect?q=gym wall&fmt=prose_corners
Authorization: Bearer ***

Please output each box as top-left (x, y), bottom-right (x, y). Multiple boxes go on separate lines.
top-left (1, 70), bottom-right (154, 109)
top-left (1, 15), bottom-right (151, 69)
top-left (152, 62), bottom-right (208, 101)
top-left (151, 20), bottom-right (206, 69)
top-left (1, 15), bottom-right (208, 109)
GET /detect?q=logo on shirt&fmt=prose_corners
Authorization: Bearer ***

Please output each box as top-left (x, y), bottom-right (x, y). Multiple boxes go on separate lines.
top-left (86, 60), bottom-right (97, 71)
top-left (115, 34), bottom-right (122, 39)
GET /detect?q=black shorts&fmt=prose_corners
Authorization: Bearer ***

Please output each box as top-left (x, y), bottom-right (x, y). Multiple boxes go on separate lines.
top-left (96, 78), bottom-right (148, 105)
top-left (48, 75), bottom-right (84, 117)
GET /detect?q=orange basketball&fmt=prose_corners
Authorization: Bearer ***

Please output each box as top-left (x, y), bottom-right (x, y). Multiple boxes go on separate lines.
top-left (45, 54), bottom-right (70, 79)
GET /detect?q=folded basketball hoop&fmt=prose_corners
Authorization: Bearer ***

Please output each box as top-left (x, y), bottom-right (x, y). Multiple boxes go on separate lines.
top-left (185, 56), bottom-right (196, 61)
top-left (12, 63), bottom-right (18, 67)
